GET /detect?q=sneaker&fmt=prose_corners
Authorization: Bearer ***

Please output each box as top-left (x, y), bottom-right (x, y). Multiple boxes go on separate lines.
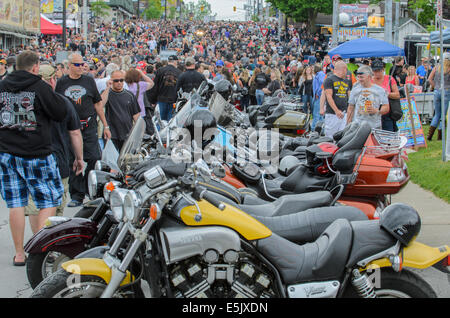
top-left (67, 200), bottom-right (82, 208)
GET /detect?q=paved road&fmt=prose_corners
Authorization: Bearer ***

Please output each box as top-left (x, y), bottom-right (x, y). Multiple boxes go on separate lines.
top-left (0, 182), bottom-right (448, 298)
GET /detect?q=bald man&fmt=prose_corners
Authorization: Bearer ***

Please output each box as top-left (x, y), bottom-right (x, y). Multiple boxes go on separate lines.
top-left (322, 60), bottom-right (353, 137)
top-left (56, 53), bottom-right (110, 207)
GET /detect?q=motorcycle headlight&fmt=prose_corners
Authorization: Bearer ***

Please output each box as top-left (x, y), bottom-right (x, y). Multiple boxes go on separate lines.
top-left (123, 191), bottom-right (142, 223)
top-left (88, 170), bottom-right (113, 200)
top-left (88, 170), bottom-right (99, 199)
top-left (386, 167), bottom-right (406, 183)
top-left (109, 189), bottom-right (129, 222)
top-left (103, 181), bottom-right (122, 203)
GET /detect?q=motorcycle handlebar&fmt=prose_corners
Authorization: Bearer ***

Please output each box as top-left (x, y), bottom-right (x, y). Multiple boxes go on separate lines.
top-left (192, 186), bottom-right (225, 211)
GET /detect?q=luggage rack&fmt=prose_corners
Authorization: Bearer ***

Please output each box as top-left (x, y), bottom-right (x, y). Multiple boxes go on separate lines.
top-left (366, 129), bottom-right (403, 156)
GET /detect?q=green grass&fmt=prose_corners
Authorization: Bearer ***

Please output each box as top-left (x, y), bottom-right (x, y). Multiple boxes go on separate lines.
top-left (406, 125), bottom-right (450, 203)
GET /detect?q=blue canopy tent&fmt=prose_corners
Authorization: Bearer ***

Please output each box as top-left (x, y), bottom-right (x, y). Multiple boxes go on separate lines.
top-left (328, 37), bottom-right (405, 59)
top-left (430, 28), bottom-right (450, 44)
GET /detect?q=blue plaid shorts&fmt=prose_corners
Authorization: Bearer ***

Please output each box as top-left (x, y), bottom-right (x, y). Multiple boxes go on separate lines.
top-left (0, 152), bottom-right (63, 209)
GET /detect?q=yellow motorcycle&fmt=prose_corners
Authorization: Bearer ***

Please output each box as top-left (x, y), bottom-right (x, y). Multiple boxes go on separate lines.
top-left (31, 161), bottom-right (449, 298)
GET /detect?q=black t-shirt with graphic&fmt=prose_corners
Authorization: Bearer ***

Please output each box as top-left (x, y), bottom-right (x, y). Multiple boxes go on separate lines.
top-left (323, 74), bottom-right (352, 114)
top-left (55, 74), bottom-right (102, 120)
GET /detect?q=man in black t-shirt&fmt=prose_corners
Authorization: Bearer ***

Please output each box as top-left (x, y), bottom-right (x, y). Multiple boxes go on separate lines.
top-left (56, 53), bottom-right (110, 207)
top-left (322, 61), bottom-right (352, 137)
top-left (100, 70), bottom-right (141, 151)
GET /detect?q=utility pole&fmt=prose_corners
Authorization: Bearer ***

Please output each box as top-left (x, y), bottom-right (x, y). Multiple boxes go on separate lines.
top-left (331, 0), bottom-right (339, 47)
top-left (165, 0), bottom-right (167, 20)
top-left (384, 0), bottom-right (393, 44)
top-left (83, 0), bottom-right (88, 43)
top-left (394, 1), bottom-right (399, 47)
top-left (62, 0), bottom-right (67, 49)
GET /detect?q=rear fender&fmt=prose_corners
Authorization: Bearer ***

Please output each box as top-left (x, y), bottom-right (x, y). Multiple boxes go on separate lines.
top-left (24, 218), bottom-right (97, 258)
top-left (61, 258), bottom-right (133, 286)
top-left (364, 241), bottom-right (450, 271)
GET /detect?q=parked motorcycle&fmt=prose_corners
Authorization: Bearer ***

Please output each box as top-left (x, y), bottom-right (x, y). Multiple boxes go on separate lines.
top-left (233, 121), bottom-right (410, 219)
top-left (30, 157), bottom-right (450, 298)
top-left (23, 118), bottom-right (150, 289)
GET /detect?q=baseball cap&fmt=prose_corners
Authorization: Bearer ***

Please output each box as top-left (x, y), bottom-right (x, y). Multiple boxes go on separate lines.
top-left (332, 54), bottom-right (342, 62)
top-left (39, 64), bottom-right (56, 80)
top-left (371, 59), bottom-right (385, 71)
top-left (216, 60), bottom-right (224, 67)
top-left (0, 59), bottom-right (6, 65)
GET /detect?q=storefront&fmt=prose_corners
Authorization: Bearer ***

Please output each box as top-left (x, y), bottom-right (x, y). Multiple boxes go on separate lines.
top-left (0, 0), bottom-right (40, 51)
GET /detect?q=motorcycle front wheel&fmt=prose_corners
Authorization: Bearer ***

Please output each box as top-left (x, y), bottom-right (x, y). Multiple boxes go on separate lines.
top-left (343, 268), bottom-right (437, 298)
top-left (31, 269), bottom-right (145, 298)
top-left (26, 252), bottom-right (72, 289)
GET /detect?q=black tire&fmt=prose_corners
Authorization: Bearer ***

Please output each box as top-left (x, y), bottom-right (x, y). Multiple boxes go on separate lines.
top-left (31, 269), bottom-right (107, 298)
top-left (26, 252), bottom-right (73, 289)
top-left (343, 268), bottom-right (437, 298)
top-left (26, 253), bottom-right (46, 289)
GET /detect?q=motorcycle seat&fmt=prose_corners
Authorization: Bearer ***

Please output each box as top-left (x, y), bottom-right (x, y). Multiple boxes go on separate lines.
top-left (240, 191), bottom-right (333, 217)
top-left (252, 206), bottom-right (367, 244)
top-left (255, 218), bottom-right (353, 284)
top-left (207, 191), bottom-right (333, 217)
top-left (345, 220), bottom-right (397, 267)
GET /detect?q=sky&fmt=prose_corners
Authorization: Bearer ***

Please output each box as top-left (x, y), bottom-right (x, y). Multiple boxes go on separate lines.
top-left (185, 0), bottom-right (249, 21)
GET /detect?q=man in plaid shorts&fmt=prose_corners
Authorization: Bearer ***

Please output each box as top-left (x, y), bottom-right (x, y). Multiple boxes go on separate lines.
top-left (0, 51), bottom-right (67, 266)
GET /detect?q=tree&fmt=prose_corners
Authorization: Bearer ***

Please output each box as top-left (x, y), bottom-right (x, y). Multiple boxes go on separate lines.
top-left (267, 0), bottom-right (334, 32)
top-left (144, 0), bottom-right (163, 20)
top-left (406, 0), bottom-right (436, 28)
top-left (90, 0), bottom-right (110, 19)
top-left (185, 0), bottom-right (212, 21)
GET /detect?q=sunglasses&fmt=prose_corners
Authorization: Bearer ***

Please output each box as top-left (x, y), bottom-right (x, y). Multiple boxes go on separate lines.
top-left (71, 62), bottom-right (85, 67)
top-left (356, 72), bottom-right (370, 76)
top-left (112, 79), bottom-right (124, 83)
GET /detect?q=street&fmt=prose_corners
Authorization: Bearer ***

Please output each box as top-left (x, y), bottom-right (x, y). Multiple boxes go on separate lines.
top-left (0, 181), bottom-right (448, 298)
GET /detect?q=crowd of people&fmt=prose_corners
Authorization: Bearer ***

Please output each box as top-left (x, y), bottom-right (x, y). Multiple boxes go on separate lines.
top-left (0, 18), bottom-right (449, 266)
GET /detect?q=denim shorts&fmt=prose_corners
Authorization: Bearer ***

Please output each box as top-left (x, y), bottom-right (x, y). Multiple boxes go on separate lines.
top-left (0, 152), bottom-right (63, 209)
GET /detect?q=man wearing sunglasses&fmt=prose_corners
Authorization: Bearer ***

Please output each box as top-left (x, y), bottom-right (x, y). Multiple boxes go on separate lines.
top-left (99, 70), bottom-right (140, 151)
top-left (56, 53), bottom-right (110, 208)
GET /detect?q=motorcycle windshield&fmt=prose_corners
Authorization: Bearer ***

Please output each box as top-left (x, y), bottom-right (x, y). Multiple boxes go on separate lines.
top-left (159, 96), bottom-right (195, 138)
top-left (117, 117), bottom-right (146, 171)
top-left (208, 91), bottom-right (230, 125)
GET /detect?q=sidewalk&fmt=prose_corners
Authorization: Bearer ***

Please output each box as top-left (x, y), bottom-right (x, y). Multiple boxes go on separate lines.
top-left (392, 182), bottom-right (450, 247)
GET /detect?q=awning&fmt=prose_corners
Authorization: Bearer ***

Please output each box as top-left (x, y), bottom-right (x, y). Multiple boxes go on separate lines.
top-left (328, 36), bottom-right (405, 58)
top-left (41, 14), bottom-right (62, 35)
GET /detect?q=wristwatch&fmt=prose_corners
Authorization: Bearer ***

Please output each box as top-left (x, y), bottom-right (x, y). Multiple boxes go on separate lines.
top-left (105, 126), bottom-right (110, 129)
